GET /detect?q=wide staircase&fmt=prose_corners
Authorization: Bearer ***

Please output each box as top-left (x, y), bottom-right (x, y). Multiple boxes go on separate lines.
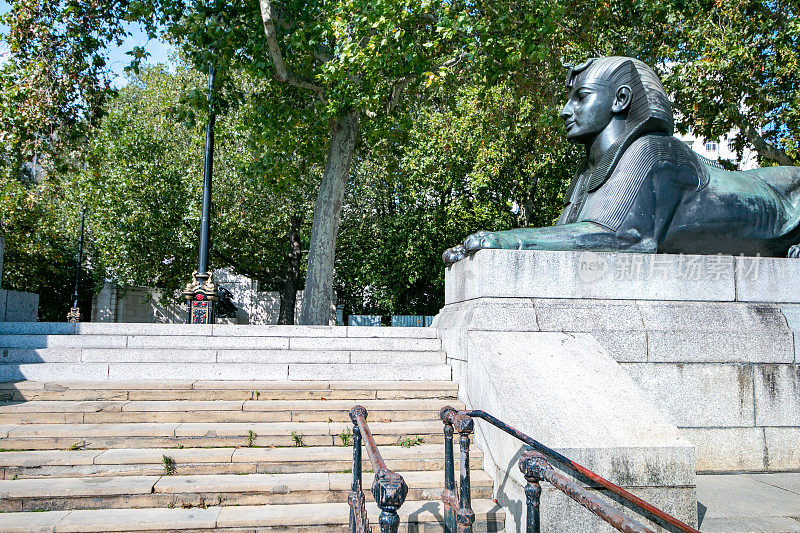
top-left (0, 324), bottom-right (504, 532)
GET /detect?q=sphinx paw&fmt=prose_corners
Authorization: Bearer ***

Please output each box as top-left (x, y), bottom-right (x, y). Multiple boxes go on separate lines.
top-left (464, 231), bottom-right (502, 253)
top-left (788, 245), bottom-right (800, 259)
top-left (442, 245), bottom-right (467, 265)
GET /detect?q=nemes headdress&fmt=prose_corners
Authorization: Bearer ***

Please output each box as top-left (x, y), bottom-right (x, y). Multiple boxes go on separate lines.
top-left (565, 57), bottom-right (674, 193)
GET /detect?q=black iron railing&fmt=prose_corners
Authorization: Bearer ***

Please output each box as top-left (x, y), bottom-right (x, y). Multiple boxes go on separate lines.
top-left (440, 407), bottom-right (701, 533)
top-left (348, 405), bottom-right (408, 533)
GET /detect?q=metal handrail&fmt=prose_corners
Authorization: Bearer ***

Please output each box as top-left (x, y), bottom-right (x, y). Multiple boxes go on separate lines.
top-left (348, 406), bottom-right (408, 533)
top-left (440, 407), bottom-right (701, 533)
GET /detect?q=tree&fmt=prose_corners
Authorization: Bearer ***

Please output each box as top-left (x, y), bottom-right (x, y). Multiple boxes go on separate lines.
top-left (79, 63), bottom-right (317, 319)
top-left (652, 0), bottom-right (799, 166)
top-left (0, 0), bottom-right (158, 180)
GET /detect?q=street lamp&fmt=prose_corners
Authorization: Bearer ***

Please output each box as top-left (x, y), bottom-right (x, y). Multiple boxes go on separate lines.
top-left (67, 207), bottom-right (87, 323)
top-left (183, 61), bottom-right (219, 324)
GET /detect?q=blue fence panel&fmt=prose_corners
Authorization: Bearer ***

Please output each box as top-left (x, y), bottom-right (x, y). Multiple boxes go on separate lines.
top-left (348, 315), bottom-right (382, 326)
top-left (391, 315), bottom-right (435, 327)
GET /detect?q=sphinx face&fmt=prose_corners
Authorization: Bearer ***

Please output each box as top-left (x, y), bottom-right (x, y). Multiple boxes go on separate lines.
top-left (560, 83), bottom-right (615, 144)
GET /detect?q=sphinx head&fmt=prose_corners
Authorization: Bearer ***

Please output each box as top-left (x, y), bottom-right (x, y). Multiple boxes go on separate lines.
top-left (560, 57), bottom-right (674, 146)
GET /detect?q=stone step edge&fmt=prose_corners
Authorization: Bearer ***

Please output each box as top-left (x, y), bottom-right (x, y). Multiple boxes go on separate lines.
top-left (0, 380), bottom-right (459, 391)
top-left (0, 324), bottom-right (440, 339)
top-left (0, 444), bottom-right (482, 467)
top-left (0, 363), bottom-right (454, 382)
top-left (0, 470), bottom-right (494, 499)
top-left (0, 499), bottom-right (505, 531)
top-left (0, 398), bottom-right (463, 412)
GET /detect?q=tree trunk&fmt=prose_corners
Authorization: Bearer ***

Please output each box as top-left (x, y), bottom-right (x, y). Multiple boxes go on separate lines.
top-left (278, 211), bottom-right (301, 325)
top-left (299, 111), bottom-right (359, 325)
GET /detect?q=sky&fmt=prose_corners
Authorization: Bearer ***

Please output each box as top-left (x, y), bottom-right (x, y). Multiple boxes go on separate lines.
top-left (0, 3), bottom-right (175, 88)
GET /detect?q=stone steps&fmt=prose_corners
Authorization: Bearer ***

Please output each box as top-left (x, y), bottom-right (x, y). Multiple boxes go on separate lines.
top-left (0, 420), bottom-right (447, 449)
top-left (0, 500), bottom-right (506, 532)
top-left (0, 470), bottom-right (495, 511)
top-left (0, 398), bottom-right (461, 423)
top-left (0, 444), bottom-right (484, 478)
top-left (0, 376), bottom-right (502, 531)
top-left (0, 380), bottom-right (459, 402)
top-left (0, 324), bottom-right (449, 382)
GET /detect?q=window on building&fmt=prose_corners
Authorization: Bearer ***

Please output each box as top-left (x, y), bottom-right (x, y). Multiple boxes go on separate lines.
top-left (705, 141), bottom-right (718, 153)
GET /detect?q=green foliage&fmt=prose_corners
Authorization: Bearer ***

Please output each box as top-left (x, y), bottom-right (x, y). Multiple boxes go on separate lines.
top-left (336, 80), bottom-right (574, 315)
top-left (0, 176), bottom-right (96, 321)
top-left (399, 436), bottom-right (423, 448)
top-left (77, 64), bottom-right (313, 298)
top-left (654, 0), bottom-right (799, 165)
top-left (0, 0), bottom-right (159, 180)
top-left (291, 431), bottom-right (304, 447)
top-left (339, 427), bottom-right (352, 447)
top-left (162, 454), bottom-right (176, 475)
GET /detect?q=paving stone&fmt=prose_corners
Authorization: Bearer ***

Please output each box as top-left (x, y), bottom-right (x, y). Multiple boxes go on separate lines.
top-left (0, 323), bottom-right (76, 335)
top-left (699, 517), bottom-right (800, 532)
top-left (0, 475), bottom-right (156, 498)
top-left (0, 424), bottom-right (20, 437)
top-left (288, 363), bottom-right (451, 381)
top-left (0, 401), bottom-right (126, 413)
top-left (1, 349), bottom-right (81, 363)
top-left (697, 473), bottom-right (800, 519)
top-left (8, 423), bottom-right (180, 438)
top-left (215, 499), bottom-right (503, 528)
top-left (154, 472), bottom-right (328, 494)
top-left (76, 323), bottom-right (211, 336)
top-left (216, 350), bottom-right (349, 364)
top-left (288, 337), bottom-right (440, 351)
top-left (95, 448), bottom-right (234, 465)
top-left (349, 350), bottom-right (446, 364)
top-left (0, 509), bottom-right (70, 532)
top-left (0, 450), bottom-right (102, 467)
top-left (107, 363), bottom-right (289, 381)
top-left (174, 421), bottom-right (329, 437)
top-left (212, 324), bottom-right (344, 337)
top-left (0, 336), bottom-right (126, 349)
top-left (81, 349), bottom-right (217, 363)
top-left (54, 507), bottom-right (220, 532)
top-left (345, 327), bottom-right (438, 338)
top-left (746, 473), bottom-right (800, 495)
top-left (753, 364), bottom-right (800, 426)
top-left (127, 335), bottom-right (290, 350)
top-left (119, 400), bottom-right (244, 412)
top-left (0, 364), bottom-right (110, 382)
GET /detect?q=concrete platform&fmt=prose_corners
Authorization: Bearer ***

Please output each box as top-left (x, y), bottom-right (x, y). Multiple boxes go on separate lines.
top-left (697, 473), bottom-right (800, 532)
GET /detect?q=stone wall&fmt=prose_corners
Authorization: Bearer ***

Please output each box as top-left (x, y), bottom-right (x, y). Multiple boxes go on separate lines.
top-left (438, 249), bottom-right (800, 474)
top-left (0, 235), bottom-right (39, 322)
top-left (436, 249), bottom-right (800, 530)
top-left (91, 269), bottom-right (304, 324)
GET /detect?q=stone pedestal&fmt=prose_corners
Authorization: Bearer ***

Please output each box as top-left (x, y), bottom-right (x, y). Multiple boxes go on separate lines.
top-left (436, 249), bottom-right (800, 531)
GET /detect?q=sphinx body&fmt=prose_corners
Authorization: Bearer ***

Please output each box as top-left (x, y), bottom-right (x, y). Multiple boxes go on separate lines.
top-left (443, 57), bottom-right (800, 264)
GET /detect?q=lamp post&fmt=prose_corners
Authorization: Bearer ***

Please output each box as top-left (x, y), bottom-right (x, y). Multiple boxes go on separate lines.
top-left (67, 207), bottom-right (87, 323)
top-left (183, 60), bottom-right (219, 324)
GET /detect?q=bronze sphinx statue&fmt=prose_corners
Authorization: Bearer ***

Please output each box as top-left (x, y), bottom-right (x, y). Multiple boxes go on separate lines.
top-left (443, 56), bottom-right (800, 264)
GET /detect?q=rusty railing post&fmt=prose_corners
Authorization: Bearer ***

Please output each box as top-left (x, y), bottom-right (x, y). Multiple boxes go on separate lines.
top-left (348, 406), bottom-right (368, 532)
top-left (373, 468), bottom-right (408, 533)
top-left (440, 406), bottom-right (458, 533)
top-left (454, 412), bottom-right (475, 533)
top-left (519, 450), bottom-right (545, 533)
